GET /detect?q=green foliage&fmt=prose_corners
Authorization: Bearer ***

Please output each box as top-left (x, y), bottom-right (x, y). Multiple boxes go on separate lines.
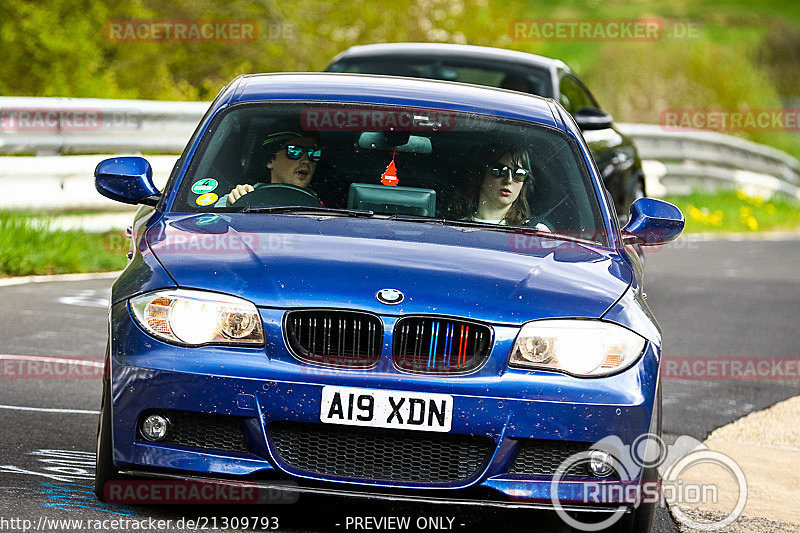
top-left (0, 0), bottom-right (517, 100)
top-left (1, 0), bottom-right (799, 157)
top-left (0, 213), bottom-right (127, 276)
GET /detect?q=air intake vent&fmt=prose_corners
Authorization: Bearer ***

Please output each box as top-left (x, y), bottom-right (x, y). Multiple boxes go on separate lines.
top-left (285, 310), bottom-right (383, 368)
top-left (268, 422), bottom-right (493, 484)
top-left (510, 440), bottom-right (619, 479)
top-left (393, 317), bottom-right (492, 374)
top-left (137, 411), bottom-right (249, 453)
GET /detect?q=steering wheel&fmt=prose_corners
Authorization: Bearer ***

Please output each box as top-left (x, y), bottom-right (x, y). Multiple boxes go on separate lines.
top-left (232, 184), bottom-right (322, 209)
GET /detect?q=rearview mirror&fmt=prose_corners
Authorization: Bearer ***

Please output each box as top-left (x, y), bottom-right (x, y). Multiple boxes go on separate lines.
top-left (95, 157), bottom-right (160, 206)
top-left (358, 132), bottom-right (433, 154)
top-left (622, 198), bottom-right (684, 246)
top-left (574, 107), bottom-right (613, 131)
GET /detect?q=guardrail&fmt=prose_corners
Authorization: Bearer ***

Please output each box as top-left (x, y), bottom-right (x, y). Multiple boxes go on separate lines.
top-left (1, 97), bottom-right (799, 210)
top-left (617, 123), bottom-right (800, 198)
top-left (0, 97), bottom-right (206, 155)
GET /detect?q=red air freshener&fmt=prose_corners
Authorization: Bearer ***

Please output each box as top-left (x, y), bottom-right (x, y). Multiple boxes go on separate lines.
top-left (381, 148), bottom-right (399, 186)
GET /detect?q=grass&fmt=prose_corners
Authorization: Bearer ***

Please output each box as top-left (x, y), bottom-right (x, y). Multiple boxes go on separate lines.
top-left (0, 212), bottom-right (128, 277)
top-left (663, 189), bottom-right (800, 233)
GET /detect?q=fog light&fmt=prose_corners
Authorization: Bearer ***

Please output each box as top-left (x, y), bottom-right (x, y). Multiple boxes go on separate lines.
top-left (589, 450), bottom-right (615, 477)
top-left (141, 414), bottom-right (170, 442)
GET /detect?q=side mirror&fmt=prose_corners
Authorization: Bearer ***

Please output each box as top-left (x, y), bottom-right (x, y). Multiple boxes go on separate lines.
top-left (574, 107), bottom-right (613, 131)
top-left (95, 157), bottom-right (160, 206)
top-left (622, 198), bottom-right (684, 246)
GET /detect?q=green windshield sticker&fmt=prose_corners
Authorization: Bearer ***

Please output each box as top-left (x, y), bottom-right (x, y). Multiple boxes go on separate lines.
top-left (191, 178), bottom-right (218, 194)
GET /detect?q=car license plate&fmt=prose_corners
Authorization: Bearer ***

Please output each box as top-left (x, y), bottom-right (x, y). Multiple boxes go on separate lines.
top-left (320, 386), bottom-right (453, 432)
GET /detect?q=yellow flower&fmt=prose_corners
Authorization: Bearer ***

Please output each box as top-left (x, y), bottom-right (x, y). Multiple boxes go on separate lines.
top-left (746, 216), bottom-right (758, 231)
top-left (736, 189), bottom-right (747, 200)
top-left (740, 206), bottom-right (752, 217)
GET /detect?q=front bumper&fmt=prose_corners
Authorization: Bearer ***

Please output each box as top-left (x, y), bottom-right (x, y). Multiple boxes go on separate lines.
top-left (109, 302), bottom-right (660, 508)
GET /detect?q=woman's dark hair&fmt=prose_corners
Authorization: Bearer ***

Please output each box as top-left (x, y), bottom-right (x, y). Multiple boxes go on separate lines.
top-left (457, 143), bottom-right (533, 226)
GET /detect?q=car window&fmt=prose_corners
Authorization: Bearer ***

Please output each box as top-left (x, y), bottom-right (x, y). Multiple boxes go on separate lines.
top-left (330, 59), bottom-right (553, 98)
top-left (558, 74), bottom-right (598, 115)
top-left (174, 102), bottom-right (607, 244)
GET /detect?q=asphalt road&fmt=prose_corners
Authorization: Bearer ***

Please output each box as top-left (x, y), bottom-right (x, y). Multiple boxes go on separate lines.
top-left (1, 237), bottom-right (798, 532)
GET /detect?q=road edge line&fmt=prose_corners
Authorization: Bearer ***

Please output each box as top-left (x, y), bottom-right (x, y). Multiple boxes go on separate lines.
top-left (0, 271), bottom-right (122, 288)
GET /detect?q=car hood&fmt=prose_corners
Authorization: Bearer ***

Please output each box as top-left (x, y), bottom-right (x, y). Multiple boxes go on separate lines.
top-left (147, 214), bottom-right (631, 325)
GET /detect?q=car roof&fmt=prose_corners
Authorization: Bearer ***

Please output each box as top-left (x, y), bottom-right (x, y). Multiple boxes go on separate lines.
top-left (328, 43), bottom-right (570, 72)
top-left (222, 72), bottom-right (563, 130)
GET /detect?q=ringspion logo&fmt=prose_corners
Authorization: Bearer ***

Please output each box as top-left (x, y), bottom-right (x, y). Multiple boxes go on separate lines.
top-left (550, 434), bottom-right (747, 531)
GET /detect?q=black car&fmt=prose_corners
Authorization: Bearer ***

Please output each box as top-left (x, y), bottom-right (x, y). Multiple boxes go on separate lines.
top-left (326, 43), bottom-right (646, 222)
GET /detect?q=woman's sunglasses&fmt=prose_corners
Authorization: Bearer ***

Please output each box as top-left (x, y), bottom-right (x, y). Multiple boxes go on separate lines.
top-left (490, 164), bottom-right (530, 182)
top-left (285, 144), bottom-right (323, 162)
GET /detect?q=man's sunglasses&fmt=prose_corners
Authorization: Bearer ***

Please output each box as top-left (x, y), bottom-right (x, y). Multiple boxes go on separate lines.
top-left (490, 164), bottom-right (530, 182)
top-left (285, 145), bottom-right (323, 162)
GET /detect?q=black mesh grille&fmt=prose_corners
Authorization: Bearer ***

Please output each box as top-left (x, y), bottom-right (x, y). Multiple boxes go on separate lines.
top-left (393, 317), bottom-right (492, 374)
top-left (139, 411), bottom-right (248, 453)
top-left (268, 422), bottom-right (493, 484)
top-left (285, 310), bottom-right (382, 368)
top-left (510, 440), bottom-right (617, 478)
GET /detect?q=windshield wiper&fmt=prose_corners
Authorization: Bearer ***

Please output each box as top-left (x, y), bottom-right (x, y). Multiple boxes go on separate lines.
top-left (388, 214), bottom-right (533, 234)
top-left (241, 206), bottom-right (375, 218)
top-left (387, 215), bottom-right (597, 244)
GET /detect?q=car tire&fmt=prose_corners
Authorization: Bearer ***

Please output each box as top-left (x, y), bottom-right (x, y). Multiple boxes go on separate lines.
top-left (94, 363), bottom-right (120, 502)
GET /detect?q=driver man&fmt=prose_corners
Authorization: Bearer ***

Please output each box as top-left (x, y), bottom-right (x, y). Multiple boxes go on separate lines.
top-left (217, 130), bottom-right (322, 207)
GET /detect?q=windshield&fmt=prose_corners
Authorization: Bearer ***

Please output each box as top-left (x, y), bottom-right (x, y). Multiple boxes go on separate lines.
top-left (328, 58), bottom-right (553, 98)
top-left (173, 102), bottom-right (607, 244)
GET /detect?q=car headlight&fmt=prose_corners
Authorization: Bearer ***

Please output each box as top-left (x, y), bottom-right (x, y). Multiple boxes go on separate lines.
top-left (509, 320), bottom-right (645, 377)
top-left (129, 289), bottom-right (264, 346)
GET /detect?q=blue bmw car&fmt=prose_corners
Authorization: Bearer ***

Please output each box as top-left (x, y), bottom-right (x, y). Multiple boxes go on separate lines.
top-left (93, 73), bottom-right (683, 532)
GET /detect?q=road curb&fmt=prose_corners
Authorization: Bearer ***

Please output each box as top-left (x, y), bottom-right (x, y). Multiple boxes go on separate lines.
top-left (670, 395), bottom-right (800, 531)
